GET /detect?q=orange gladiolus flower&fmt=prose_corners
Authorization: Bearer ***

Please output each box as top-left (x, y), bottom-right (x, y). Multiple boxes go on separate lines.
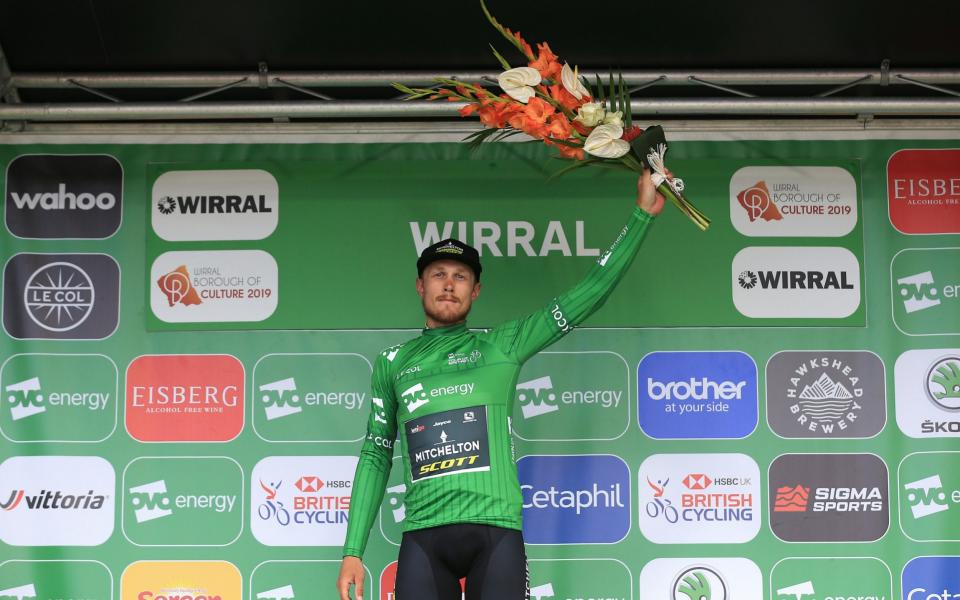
top-left (506, 28), bottom-right (535, 61)
top-left (544, 113), bottom-right (573, 140)
top-left (529, 42), bottom-right (562, 81)
top-left (523, 97), bottom-right (555, 124)
top-left (548, 84), bottom-right (585, 113)
top-left (556, 143), bottom-right (585, 161)
top-left (459, 104), bottom-right (480, 117)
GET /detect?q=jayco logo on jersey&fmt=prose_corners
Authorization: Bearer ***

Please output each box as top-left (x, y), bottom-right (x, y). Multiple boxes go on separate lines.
top-left (895, 349), bottom-right (960, 438)
top-left (5, 154), bottom-right (123, 239)
top-left (518, 454), bottom-right (630, 544)
top-left (771, 557), bottom-right (891, 600)
top-left (639, 558), bottom-right (763, 600)
top-left (891, 249), bottom-right (960, 336)
top-left (252, 353), bottom-right (371, 443)
top-left (513, 351), bottom-right (630, 442)
top-left (638, 351), bottom-right (758, 439)
top-left (122, 456), bottom-right (243, 546)
top-left (902, 557), bottom-right (960, 600)
top-left (638, 453), bottom-right (761, 544)
top-left (0, 560), bottom-right (113, 600)
top-left (899, 452), bottom-right (960, 541)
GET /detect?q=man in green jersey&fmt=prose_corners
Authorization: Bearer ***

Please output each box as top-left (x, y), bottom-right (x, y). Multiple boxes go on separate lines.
top-left (337, 170), bottom-right (665, 600)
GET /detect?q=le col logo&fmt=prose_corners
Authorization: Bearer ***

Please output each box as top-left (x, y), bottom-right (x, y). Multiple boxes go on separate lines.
top-left (895, 349), bottom-right (960, 438)
top-left (151, 169), bottom-right (279, 241)
top-left (5, 154), bottom-right (123, 239)
top-left (888, 149), bottom-right (960, 234)
top-left (0, 455), bottom-right (115, 546)
top-left (125, 355), bottom-right (245, 443)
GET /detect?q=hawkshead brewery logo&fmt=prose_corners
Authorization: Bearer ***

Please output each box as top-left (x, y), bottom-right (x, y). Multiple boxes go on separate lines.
top-left (891, 248), bottom-right (960, 336)
top-left (888, 149), bottom-right (960, 234)
top-left (895, 349), bottom-right (960, 437)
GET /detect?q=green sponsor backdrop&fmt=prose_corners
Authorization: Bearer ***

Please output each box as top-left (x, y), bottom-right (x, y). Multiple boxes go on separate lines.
top-left (1, 134), bottom-right (958, 597)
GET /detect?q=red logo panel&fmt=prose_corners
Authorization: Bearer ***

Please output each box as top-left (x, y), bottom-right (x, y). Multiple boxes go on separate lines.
top-left (125, 354), bottom-right (244, 442)
top-left (381, 561), bottom-right (464, 600)
top-left (888, 148), bottom-right (960, 234)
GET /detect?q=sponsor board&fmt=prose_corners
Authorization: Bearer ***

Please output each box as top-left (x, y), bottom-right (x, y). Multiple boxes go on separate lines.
top-left (771, 557), bottom-right (892, 600)
top-left (251, 455), bottom-right (357, 546)
top-left (410, 219), bottom-right (601, 257)
top-left (766, 351), bottom-right (886, 439)
top-left (637, 351), bottom-right (758, 439)
top-left (380, 561), bottom-right (465, 600)
top-left (251, 560), bottom-right (371, 600)
top-left (513, 351), bottom-right (630, 441)
top-left (407, 406), bottom-right (490, 482)
top-left (892, 248), bottom-right (960, 336)
top-left (379, 456), bottom-right (406, 546)
top-left (730, 166), bottom-right (858, 237)
top-left (0, 455), bottom-right (114, 546)
top-left (252, 353), bottom-right (372, 442)
top-left (125, 354), bottom-right (245, 443)
top-left (122, 456), bottom-right (244, 546)
top-left (4, 154), bottom-right (123, 239)
top-left (899, 452), bottom-right (960, 541)
top-left (152, 168), bottom-right (279, 240)
top-left (518, 454), bottom-right (630, 544)
top-left (769, 453), bottom-right (889, 542)
top-left (894, 349), bottom-right (960, 437)
top-left (888, 149), bottom-right (960, 234)
top-left (732, 246), bottom-right (861, 318)
top-left (527, 558), bottom-right (632, 600)
top-left (2, 253), bottom-right (120, 340)
top-left (0, 560), bottom-right (113, 600)
top-left (121, 560), bottom-right (241, 600)
top-left (640, 557), bottom-right (762, 600)
top-left (902, 557), bottom-right (960, 600)
top-left (0, 353), bottom-right (118, 443)
top-left (637, 453), bottom-right (761, 544)
top-left (150, 249), bottom-right (278, 323)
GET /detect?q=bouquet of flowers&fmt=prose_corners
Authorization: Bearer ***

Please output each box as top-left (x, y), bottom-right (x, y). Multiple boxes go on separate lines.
top-left (393, 0), bottom-right (710, 231)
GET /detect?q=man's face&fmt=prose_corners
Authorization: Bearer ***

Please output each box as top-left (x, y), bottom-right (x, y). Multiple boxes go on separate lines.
top-left (416, 259), bottom-right (481, 327)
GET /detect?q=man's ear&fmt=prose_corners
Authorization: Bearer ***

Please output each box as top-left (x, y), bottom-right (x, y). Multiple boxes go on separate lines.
top-left (471, 282), bottom-right (481, 300)
top-left (415, 277), bottom-right (425, 298)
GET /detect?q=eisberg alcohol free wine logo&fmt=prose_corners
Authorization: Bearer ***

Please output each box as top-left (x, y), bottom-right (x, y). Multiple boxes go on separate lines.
top-left (888, 149), bottom-right (960, 234)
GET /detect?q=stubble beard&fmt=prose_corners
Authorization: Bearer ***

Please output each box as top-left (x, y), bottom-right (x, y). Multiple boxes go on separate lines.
top-left (423, 298), bottom-right (471, 327)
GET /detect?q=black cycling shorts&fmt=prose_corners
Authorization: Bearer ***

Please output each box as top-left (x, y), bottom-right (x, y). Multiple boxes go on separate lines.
top-left (395, 523), bottom-right (529, 600)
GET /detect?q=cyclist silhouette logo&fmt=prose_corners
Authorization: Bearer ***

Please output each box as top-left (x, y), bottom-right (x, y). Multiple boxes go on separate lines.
top-left (646, 477), bottom-right (679, 523)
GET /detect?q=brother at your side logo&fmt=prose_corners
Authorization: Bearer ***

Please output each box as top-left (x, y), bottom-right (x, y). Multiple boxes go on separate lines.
top-left (5, 154), bottom-right (123, 239)
top-left (732, 246), bottom-right (861, 319)
top-left (518, 454), bottom-right (630, 544)
top-left (888, 149), bottom-right (960, 234)
top-left (895, 349), bottom-right (960, 438)
top-left (892, 248), bottom-right (960, 336)
top-left (902, 557), bottom-right (960, 600)
top-left (0, 455), bottom-right (115, 546)
top-left (638, 351), bottom-right (758, 439)
top-left (2, 253), bottom-right (120, 340)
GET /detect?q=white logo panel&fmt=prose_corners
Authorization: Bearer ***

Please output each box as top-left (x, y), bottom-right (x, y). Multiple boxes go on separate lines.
top-left (152, 169), bottom-right (279, 241)
top-left (639, 557), bottom-right (762, 600)
top-left (732, 246), bottom-right (861, 318)
top-left (895, 349), bottom-right (960, 437)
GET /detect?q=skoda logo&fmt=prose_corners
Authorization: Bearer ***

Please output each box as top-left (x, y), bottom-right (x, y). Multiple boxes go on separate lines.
top-left (23, 262), bottom-right (95, 332)
top-left (672, 566), bottom-right (727, 600)
top-left (926, 356), bottom-right (960, 411)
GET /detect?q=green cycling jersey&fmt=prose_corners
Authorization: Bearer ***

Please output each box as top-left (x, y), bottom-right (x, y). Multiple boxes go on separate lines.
top-left (343, 206), bottom-right (654, 558)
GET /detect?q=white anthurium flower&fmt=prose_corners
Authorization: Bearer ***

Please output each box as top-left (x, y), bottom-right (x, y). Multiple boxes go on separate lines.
top-left (583, 123), bottom-right (630, 158)
top-left (497, 67), bottom-right (541, 104)
top-left (574, 102), bottom-right (606, 127)
top-left (602, 110), bottom-right (624, 128)
top-left (560, 63), bottom-right (590, 100)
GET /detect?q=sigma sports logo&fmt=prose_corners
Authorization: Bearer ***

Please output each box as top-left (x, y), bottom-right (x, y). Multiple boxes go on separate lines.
top-left (151, 169), bottom-right (279, 241)
top-left (640, 558), bottom-right (763, 600)
top-left (3, 254), bottom-right (120, 340)
top-left (638, 351), bottom-right (758, 440)
top-left (895, 350), bottom-right (960, 438)
top-left (902, 557), bottom-right (960, 600)
top-left (518, 455), bottom-right (630, 544)
top-left (257, 584), bottom-right (296, 600)
top-left (5, 154), bottom-right (123, 239)
top-left (768, 453), bottom-right (889, 542)
top-left (732, 247), bottom-right (861, 319)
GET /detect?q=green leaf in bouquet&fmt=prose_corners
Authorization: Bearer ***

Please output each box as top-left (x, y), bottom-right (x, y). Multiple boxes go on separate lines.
top-left (596, 75), bottom-right (606, 106)
top-left (609, 73), bottom-right (616, 113)
top-left (480, 0), bottom-right (531, 60)
top-left (489, 44), bottom-right (512, 71)
top-left (463, 127), bottom-right (503, 151)
top-left (619, 73), bottom-right (632, 127)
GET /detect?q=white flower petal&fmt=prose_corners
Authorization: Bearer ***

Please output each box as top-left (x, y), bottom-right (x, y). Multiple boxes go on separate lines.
top-left (574, 101), bottom-right (605, 127)
top-left (584, 124), bottom-right (630, 158)
top-left (502, 85), bottom-right (536, 103)
top-left (498, 67), bottom-right (542, 104)
top-left (601, 110), bottom-right (624, 129)
top-left (561, 63), bottom-right (590, 100)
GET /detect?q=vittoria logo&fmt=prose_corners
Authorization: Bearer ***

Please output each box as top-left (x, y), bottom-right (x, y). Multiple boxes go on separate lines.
top-left (151, 169), bottom-right (279, 241)
top-left (888, 149), bottom-right (960, 234)
top-left (157, 265), bottom-right (202, 307)
top-left (5, 154), bottom-right (123, 239)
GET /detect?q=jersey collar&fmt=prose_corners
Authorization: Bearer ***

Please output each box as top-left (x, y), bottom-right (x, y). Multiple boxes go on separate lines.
top-left (422, 322), bottom-right (468, 337)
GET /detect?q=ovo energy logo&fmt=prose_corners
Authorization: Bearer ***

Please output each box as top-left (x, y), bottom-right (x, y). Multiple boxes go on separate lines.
top-left (0, 560), bottom-right (114, 600)
top-left (891, 249), bottom-right (960, 336)
top-left (771, 558), bottom-right (891, 600)
top-left (899, 452), bottom-right (960, 541)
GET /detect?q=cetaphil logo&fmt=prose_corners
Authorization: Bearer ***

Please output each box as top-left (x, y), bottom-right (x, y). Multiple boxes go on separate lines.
top-left (125, 354), bottom-right (245, 442)
top-left (149, 250), bottom-right (278, 323)
top-left (518, 455), bottom-right (630, 544)
top-left (769, 453), bottom-right (889, 542)
top-left (3, 254), bottom-right (120, 340)
top-left (640, 558), bottom-right (762, 600)
top-left (895, 350), bottom-right (960, 438)
top-left (888, 149), bottom-right (960, 234)
top-left (251, 456), bottom-right (357, 546)
top-left (120, 560), bottom-right (242, 600)
top-left (891, 249), bottom-right (960, 335)
top-left (0, 456), bottom-right (115, 546)
top-left (766, 351), bottom-right (886, 439)
top-left (638, 351), bottom-right (758, 440)
top-left (730, 166), bottom-right (858, 237)
top-left (151, 169), bottom-right (279, 241)
top-left (771, 557), bottom-right (891, 600)
top-left (5, 154), bottom-right (123, 239)
top-left (732, 247), bottom-right (861, 319)
top-left (902, 557), bottom-right (960, 600)
top-left (513, 351), bottom-right (630, 442)
top-left (638, 453), bottom-right (761, 544)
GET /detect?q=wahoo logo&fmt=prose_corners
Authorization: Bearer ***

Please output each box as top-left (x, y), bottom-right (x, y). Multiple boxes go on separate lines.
top-left (400, 383), bottom-right (430, 414)
top-left (129, 480), bottom-right (173, 523)
top-left (516, 376), bottom-right (559, 419)
top-left (4, 376), bottom-right (45, 421)
top-left (9, 183), bottom-right (116, 211)
top-left (530, 582), bottom-right (555, 600)
top-left (905, 474), bottom-right (950, 519)
top-left (259, 377), bottom-right (303, 421)
top-left (777, 581), bottom-right (815, 600)
top-left (257, 584), bottom-right (295, 600)
top-left (898, 271), bottom-right (941, 313)
top-left (0, 583), bottom-right (37, 600)
top-left (739, 270), bottom-right (854, 290)
top-left (1, 489), bottom-right (25, 510)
